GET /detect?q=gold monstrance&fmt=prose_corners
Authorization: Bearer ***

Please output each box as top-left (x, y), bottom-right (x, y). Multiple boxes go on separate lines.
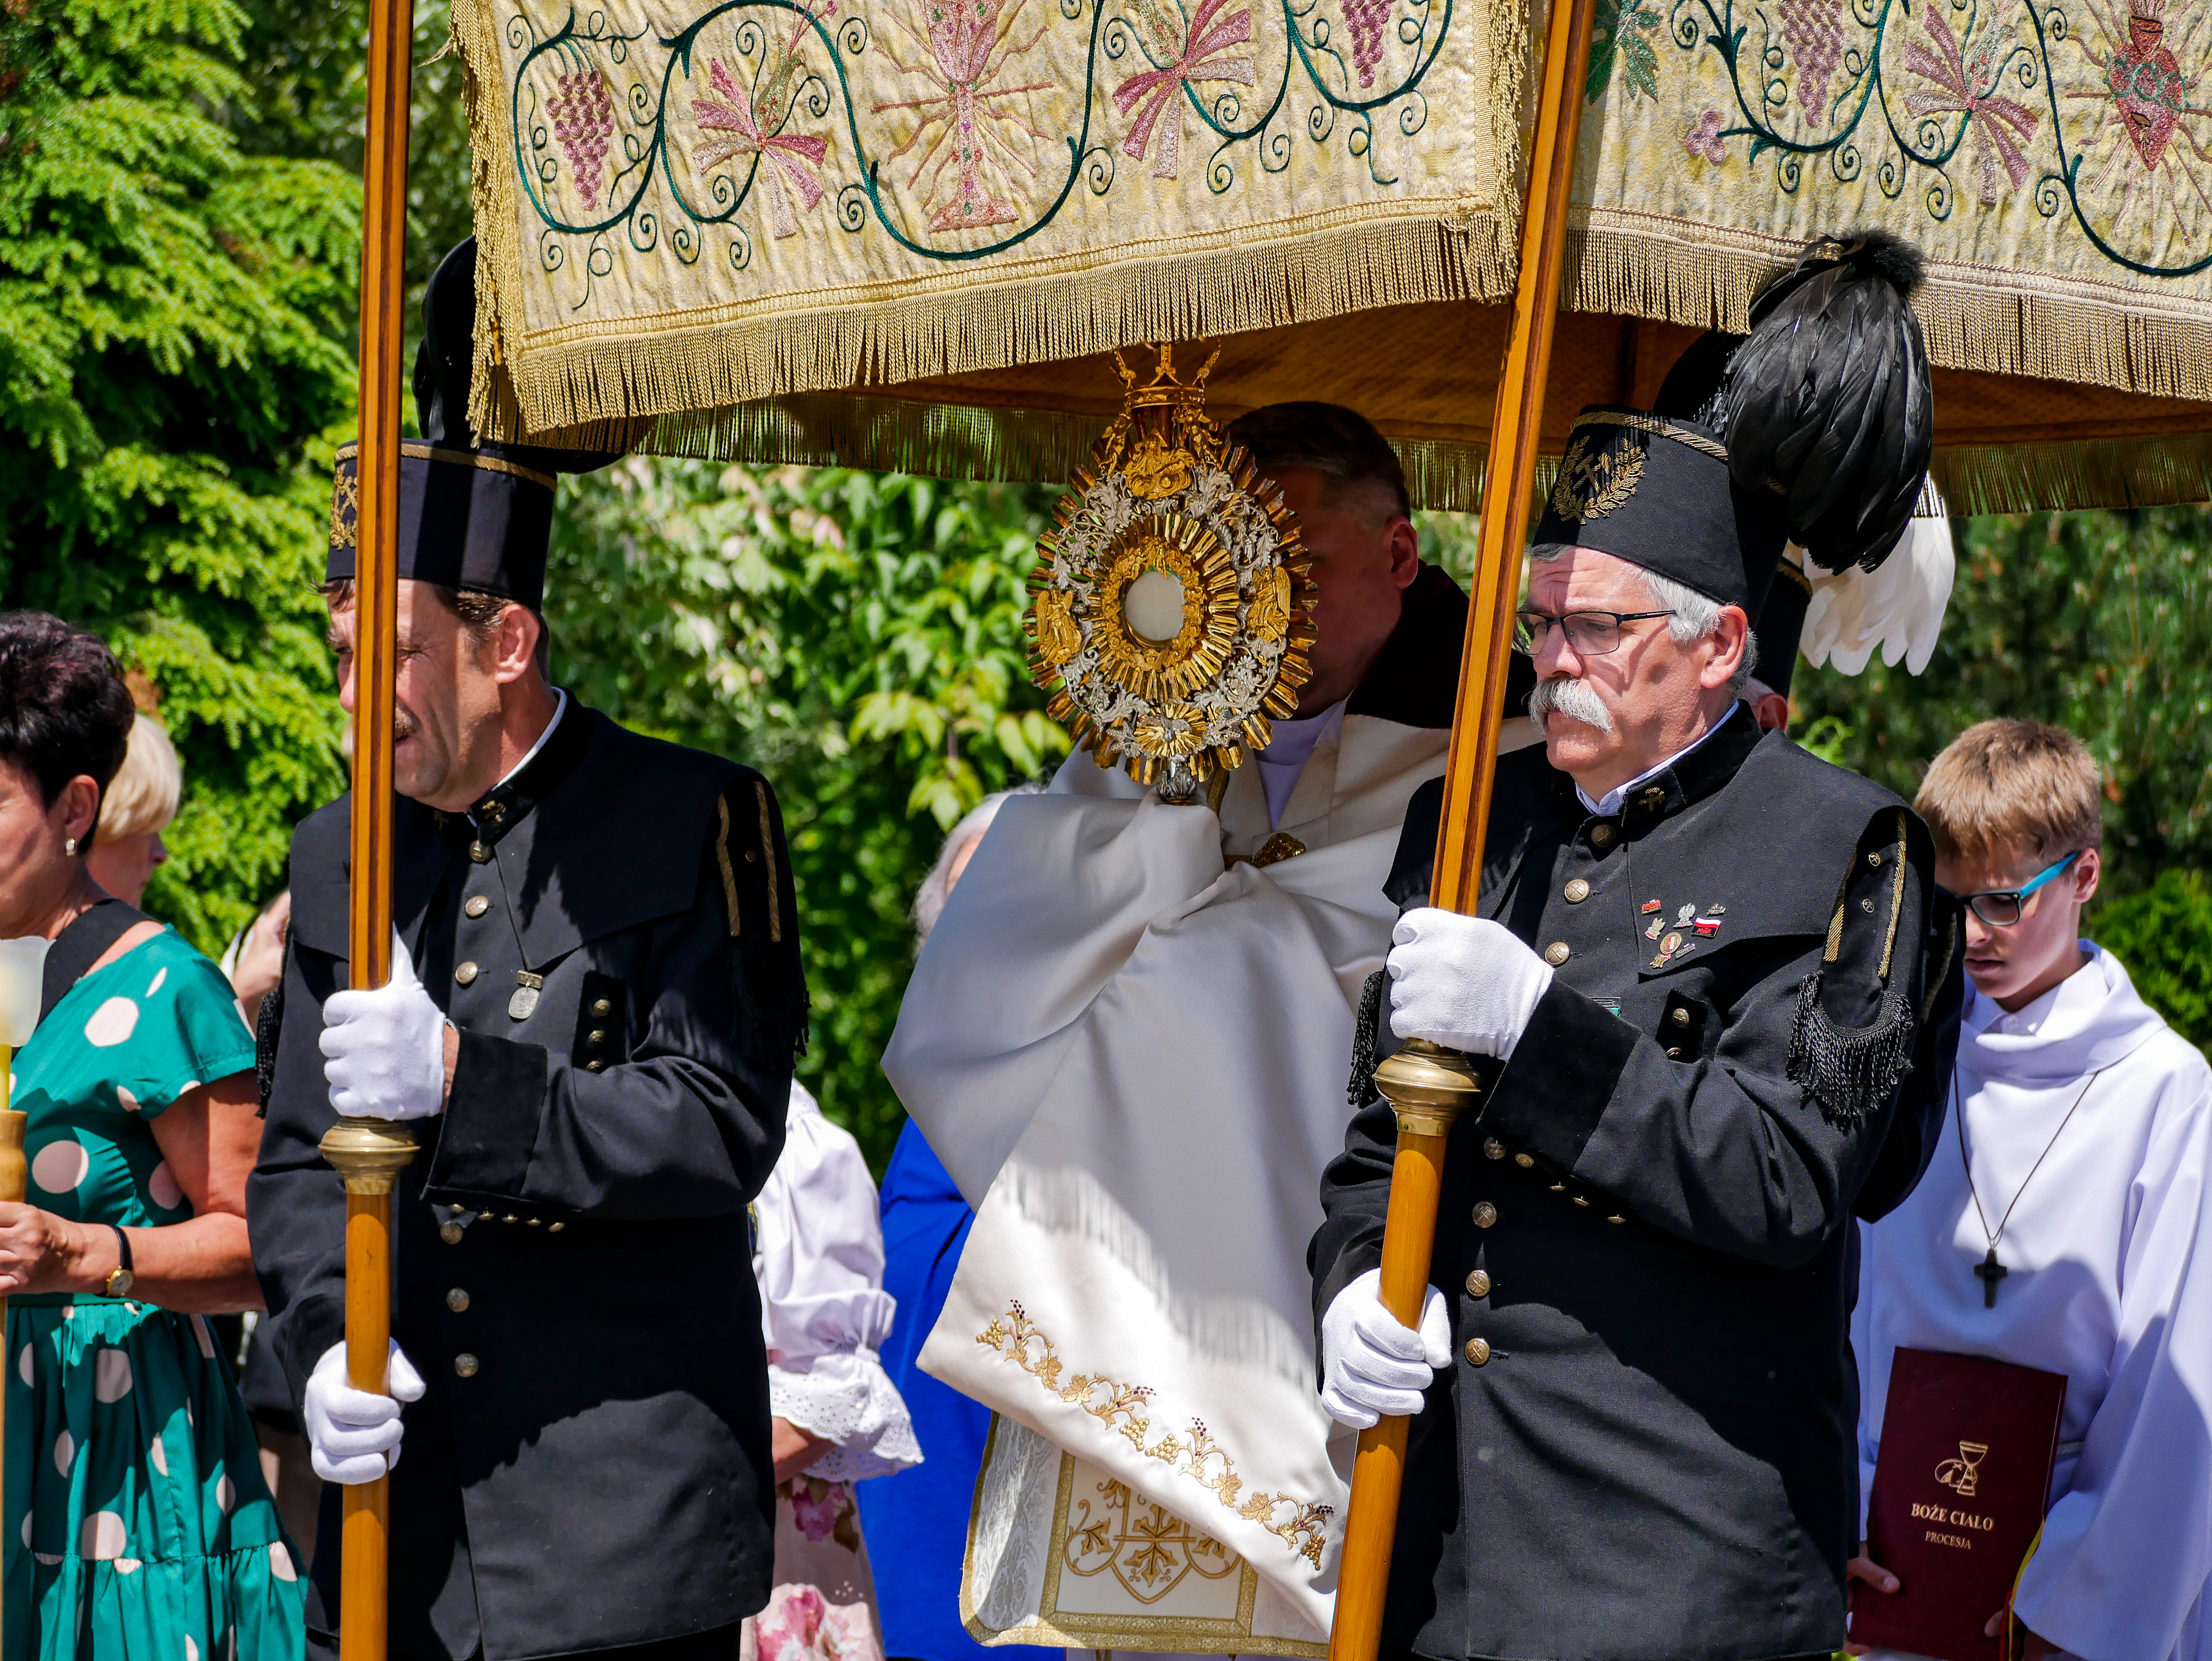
top-left (1025, 346), bottom-right (1316, 803)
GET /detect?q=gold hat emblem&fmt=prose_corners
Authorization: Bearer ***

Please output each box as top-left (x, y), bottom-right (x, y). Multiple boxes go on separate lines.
top-left (328, 460), bottom-right (361, 551)
top-left (1550, 433), bottom-right (1645, 523)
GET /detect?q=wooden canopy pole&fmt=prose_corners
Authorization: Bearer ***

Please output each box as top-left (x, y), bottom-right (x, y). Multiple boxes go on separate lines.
top-left (1324, 0), bottom-right (1600, 1651)
top-left (317, 0), bottom-right (421, 1658)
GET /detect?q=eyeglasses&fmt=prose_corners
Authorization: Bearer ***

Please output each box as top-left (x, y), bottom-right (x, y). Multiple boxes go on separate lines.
top-left (1951, 850), bottom-right (2082, 927)
top-left (1513, 608), bottom-right (1676, 658)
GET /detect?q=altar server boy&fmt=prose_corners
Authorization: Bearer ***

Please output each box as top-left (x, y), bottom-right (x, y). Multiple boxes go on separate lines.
top-left (1851, 718), bottom-right (2212, 1661)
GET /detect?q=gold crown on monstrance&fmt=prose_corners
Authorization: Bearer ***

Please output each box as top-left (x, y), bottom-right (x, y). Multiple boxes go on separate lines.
top-left (1022, 345), bottom-right (1316, 799)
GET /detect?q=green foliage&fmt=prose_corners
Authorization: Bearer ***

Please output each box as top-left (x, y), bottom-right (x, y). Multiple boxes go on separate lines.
top-left (229, 0), bottom-right (475, 373)
top-left (1794, 508), bottom-right (2211, 1043)
top-left (546, 459), bottom-right (1067, 1166)
top-left (0, 0), bottom-right (356, 951)
top-left (2090, 871), bottom-right (2212, 1053)
top-left (1795, 510), bottom-right (2211, 895)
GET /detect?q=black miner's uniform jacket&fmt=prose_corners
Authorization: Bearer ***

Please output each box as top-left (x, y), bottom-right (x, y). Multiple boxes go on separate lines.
top-left (249, 702), bottom-right (806, 1661)
top-left (1311, 709), bottom-right (1963, 1661)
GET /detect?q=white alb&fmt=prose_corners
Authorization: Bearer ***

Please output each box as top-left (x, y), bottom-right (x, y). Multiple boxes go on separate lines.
top-left (752, 1083), bottom-right (922, 1482)
top-left (1855, 943), bottom-right (2212, 1661)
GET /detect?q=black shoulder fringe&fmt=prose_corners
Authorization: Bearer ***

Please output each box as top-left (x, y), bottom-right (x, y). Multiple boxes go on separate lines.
top-left (1786, 971), bottom-right (1918, 1126)
top-left (1347, 967), bottom-right (1387, 1108)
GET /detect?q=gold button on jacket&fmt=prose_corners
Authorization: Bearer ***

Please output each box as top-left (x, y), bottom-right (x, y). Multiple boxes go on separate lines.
top-left (454, 961), bottom-right (479, 986)
top-left (1471, 1201), bottom-right (1498, 1228)
top-left (1543, 941), bottom-right (1571, 966)
top-left (1563, 878), bottom-right (1590, 903)
top-left (453, 1353), bottom-right (480, 1378)
top-left (446, 1288), bottom-right (471, 1312)
top-left (1465, 1269), bottom-right (1491, 1297)
top-left (464, 895), bottom-right (490, 918)
top-left (1463, 1338), bottom-right (1491, 1366)
top-left (1483, 1137), bottom-right (1506, 1160)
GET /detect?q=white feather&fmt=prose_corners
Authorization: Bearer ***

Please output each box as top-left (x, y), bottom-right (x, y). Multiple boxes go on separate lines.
top-left (1796, 516), bottom-right (1955, 678)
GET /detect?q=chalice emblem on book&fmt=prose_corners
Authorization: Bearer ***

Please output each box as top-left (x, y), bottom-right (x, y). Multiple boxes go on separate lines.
top-left (1934, 1441), bottom-right (1990, 1497)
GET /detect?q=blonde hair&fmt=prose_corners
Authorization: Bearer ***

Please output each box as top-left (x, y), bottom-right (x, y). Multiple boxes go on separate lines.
top-left (95, 713), bottom-right (182, 843)
top-left (1915, 718), bottom-right (2103, 864)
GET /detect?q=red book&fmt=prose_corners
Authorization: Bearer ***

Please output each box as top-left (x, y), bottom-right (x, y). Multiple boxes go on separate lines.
top-left (1853, 1348), bottom-right (2069, 1661)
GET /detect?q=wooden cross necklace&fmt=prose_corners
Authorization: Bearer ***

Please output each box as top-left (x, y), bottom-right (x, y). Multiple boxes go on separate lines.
top-left (1956, 1068), bottom-right (2103, 1307)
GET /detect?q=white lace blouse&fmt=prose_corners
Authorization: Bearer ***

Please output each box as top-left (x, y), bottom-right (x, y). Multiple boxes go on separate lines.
top-left (752, 1083), bottom-right (924, 1483)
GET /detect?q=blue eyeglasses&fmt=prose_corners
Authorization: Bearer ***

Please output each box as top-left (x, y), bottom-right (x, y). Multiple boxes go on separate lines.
top-left (1952, 850), bottom-right (2082, 928)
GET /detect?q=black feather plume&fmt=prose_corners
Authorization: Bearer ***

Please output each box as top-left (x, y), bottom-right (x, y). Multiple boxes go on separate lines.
top-left (413, 241), bottom-right (479, 445)
top-left (411, 237), bottom-right (624, 475)
top-left (1721, 230), bottom-right (1934, 573)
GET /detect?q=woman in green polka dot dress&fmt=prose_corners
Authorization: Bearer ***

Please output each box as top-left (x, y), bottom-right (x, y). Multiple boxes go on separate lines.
top-left (0, 614), bottom-right (303, 1661)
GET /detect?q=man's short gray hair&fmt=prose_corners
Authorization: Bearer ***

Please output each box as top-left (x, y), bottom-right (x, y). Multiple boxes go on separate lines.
top-left (912, 783), bottom-right (1048, 941)
top-left (1527, 545), bottom-right (1758, 697)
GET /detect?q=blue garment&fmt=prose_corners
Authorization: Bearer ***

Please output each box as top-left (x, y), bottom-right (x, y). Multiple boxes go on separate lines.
top-left (857, 1122), bottom-right (1058, 1661)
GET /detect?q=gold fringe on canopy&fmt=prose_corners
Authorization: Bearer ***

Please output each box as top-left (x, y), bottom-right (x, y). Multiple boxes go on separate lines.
top-left (1569, 221), bottom-right (2212, 412)
top-left (551, 292), bottom-right (2212, 512)
top-left (452, 0), bottom-right (1528, 445)
top-left (631, 389), bottom-right (2212, 517)
top-left (451, 0), bottom-right (2212, 512)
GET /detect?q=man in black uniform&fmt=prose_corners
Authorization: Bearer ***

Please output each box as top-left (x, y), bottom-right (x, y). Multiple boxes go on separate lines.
top-left (1310, 234), bottom-right (1963, 1661)
top-left (250, 241), bottom-right (805, 1661)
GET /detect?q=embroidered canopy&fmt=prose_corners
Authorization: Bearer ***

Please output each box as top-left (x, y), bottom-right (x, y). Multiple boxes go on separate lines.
top-left (452, 0), bottom-right (2212, 509)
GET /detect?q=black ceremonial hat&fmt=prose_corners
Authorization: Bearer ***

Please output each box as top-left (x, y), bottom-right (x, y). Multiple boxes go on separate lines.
top-left (1750, 551), bottom-right (1813, 698)
top-left (1530, 410), bottom-right (1790, 611)
top-left (325, 440), bottom-right (559, 611)
top-left (1533, 230), bottom-right (1934, 616)
top-left (325, 240), bottom-right (619, 613)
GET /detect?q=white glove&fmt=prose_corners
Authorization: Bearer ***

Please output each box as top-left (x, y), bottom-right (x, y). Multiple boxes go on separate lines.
top-left (321, 932), bottom-right (448, 1121)
top-left (1387, 908), bottom-right (1555, 1060)
top-left (1319, 1267), bottom-right (1452, 1429)
top-left (304, 1340), bottom-right (426, 1484)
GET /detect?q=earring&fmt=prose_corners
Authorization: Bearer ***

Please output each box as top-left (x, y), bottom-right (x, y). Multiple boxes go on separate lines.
top-left (63, 838), bottom-right (77, 856)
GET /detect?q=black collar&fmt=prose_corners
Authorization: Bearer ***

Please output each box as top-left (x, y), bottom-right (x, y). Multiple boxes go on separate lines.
top-left (437, 700), bottom-right (595, 860)
top-left (1564, 702), bottom-right (1760, 832)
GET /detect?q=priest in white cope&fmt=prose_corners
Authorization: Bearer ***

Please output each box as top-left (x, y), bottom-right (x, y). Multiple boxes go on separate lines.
top-left (883, 403), bottom-right (1533, 1658)
top-left (1852, 718), bottom-right (2212, 1661)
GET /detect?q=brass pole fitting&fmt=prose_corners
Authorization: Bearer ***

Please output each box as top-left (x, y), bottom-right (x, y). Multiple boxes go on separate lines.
top-left (1369, 1037), bottom-right (1484, 1137)
top-left (320, 1117), bottom-right (421, 1197)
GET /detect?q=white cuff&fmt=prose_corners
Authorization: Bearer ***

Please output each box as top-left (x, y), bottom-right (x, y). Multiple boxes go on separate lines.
top-left (770, 1345), bottom-right (924, 1482)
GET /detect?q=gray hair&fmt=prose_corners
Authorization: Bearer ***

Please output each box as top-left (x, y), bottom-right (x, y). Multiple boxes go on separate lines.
top-left (1527, 546), bottom-right (1758, 697)
top-left (912, 784), bottom-right (1047, 940)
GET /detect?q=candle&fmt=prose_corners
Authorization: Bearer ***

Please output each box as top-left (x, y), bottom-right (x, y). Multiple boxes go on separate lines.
top-left (0, 936), bottom-right (49, 1050)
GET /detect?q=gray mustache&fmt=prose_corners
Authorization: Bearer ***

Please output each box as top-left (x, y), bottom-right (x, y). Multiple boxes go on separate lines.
top-left (1527, 676), bottom-right (1615, 734)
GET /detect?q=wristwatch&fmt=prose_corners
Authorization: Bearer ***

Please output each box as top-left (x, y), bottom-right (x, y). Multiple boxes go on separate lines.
top-left (103, 1226), bottom-right (134, 1299)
